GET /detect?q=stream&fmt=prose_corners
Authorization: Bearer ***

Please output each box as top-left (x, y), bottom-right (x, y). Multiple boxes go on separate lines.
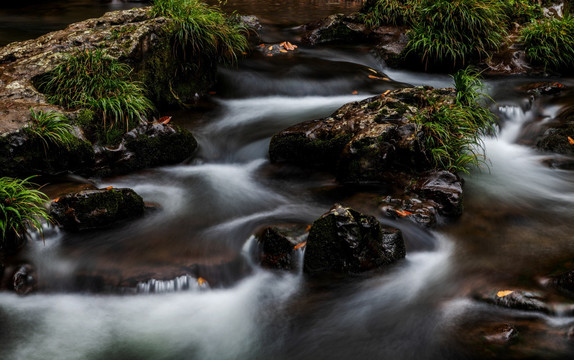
top-left (2, 1), bottom-right (574, 359)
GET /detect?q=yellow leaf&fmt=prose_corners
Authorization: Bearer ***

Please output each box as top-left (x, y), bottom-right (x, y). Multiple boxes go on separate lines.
top-left (197, 277), bottom-right (208, 286)
top-left (382, 90), bottom-right (391, 97)
top-left (496, 290), bottom-right (514, 297)
top-left (568, 136), bottom-right (574, 145)
top-left (395, 209), bottom-right (413, 217)
top-left (294, 241), bottom-right (307, 250)
top-left (268, 46), bottom-right (273, 51)
top-left (279, 49), bottom-right (288, 53)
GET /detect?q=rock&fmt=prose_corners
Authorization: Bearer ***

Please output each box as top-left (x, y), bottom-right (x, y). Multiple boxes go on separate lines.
top-left (380, 195), bottom-right (438, 228)
top-left (475, 289), bottom-right (551, 314)
top-left (94, 121), bottom-right (198, 175)
top-left (411, 170), bottom-right (464, 217)
top-left (50, 188), bottom-right (145, 232)
top-left (483, 324), bottom-right (519, 345)
top-left (255, 224), bottom-right (308, 271)
top-left (303, 204), bottom-right (405, 275)
top-left (302, 13), bottom-right (369, 46)
top-left (270, 87), bottom-right (455, 182)
top-left (12, 264), bottom-right (37, 295)
top-left (547, 269), bottom-right (574, 297)
top-left (521, 81), bottom-right (566, 97)
top-left (0, 127), bottom-right (95, 178)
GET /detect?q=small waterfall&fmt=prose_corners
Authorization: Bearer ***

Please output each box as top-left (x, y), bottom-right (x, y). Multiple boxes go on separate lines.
top-left (134, 275), bottom-right (210, 294)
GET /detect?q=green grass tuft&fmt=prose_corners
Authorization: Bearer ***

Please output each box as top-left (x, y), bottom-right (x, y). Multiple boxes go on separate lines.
top-left (413, 67), bottom-right (496, 173)
top-left (521, 16), bottom-right (574, 71)
top-left (36, 49), bottom-right (154, 142)
top-left (404, 0), bottom-right (507, 69)
top-left (360, 0), bottom-right (421, 27)
top-left (25, 109), bottom-right (76, 151)
top-left (0, 177), bottom-right (51, 248)
top-left (151, 0), bottom-right (249, 66)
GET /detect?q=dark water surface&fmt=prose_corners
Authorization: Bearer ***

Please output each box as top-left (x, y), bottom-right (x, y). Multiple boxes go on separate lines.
top-left (2, 1), bottom-right (574, 359)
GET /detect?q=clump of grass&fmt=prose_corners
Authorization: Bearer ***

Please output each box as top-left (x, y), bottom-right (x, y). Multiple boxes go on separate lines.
top-left (36, 49), bottom-right (154, 140)
top-left (413, 67), bottom-right (496, 173)
top-left (503, 0), bottom-right (544, 26)
top-left (151, 0), bottom-right (249, 66)
top-left (405, 0), bottom-right (507, 69)
top-left (0, 177), bottom-right (51, 249)
top-left (521, 15), bottom-right (574, 71)
top-left (360, 0), bottom-right (421, 27)
top-left (25, 109), bottom-right (76, 151)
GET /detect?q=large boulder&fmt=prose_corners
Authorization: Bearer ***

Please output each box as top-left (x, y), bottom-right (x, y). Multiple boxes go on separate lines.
top-left (303, 204), bottom-right (405, 275)
top-left (269, 87), bottom-right (455, 183)
top-left (50, 188), bottom-right (145, 232)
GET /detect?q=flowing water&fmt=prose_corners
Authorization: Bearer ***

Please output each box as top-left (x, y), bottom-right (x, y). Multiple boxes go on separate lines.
top-left (2, 1), bottom-right (574, 359)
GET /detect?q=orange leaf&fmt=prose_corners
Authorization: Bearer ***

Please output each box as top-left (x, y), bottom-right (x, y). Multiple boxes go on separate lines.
top-left (395, 209), bottom-right (413, 217)
top-left (568, 136), bottom-right (574, 145)
top-left (352, 90), bottom-right (359, 95)
top-left (258, 43), bottom-right (265, 47)
top-left (159, 116), bottom-right (172, 124)
top-left (496, 290), bottom-right (514, 297)
top-left (279, 49), bottom-right (288, 53)
top-left (305, 224), bottom-right (312, 232)
top-left (294, 241), bottom-right (307, 250)
top-left (197, 277), bottom-right (208, 286)
top-left (105, 186), bottom-right (113, 190)
top-left (266, 53), bottom-right (273, 57)
top-left (382, 90), bottom-right (391, 96)
top-left (52, 197), bottom-right (60, 203)
top-left (268, 46), bottom-right (273, 51)
top-left (280, 41), bottom-right (287, 47)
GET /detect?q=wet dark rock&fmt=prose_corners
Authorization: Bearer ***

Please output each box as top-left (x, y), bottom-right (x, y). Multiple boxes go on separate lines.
top-left (0, 127), bottom-right (95, 178)
top-left (483, 324), bottom-right (519, 345)
top-left (302, 13), bottom-right (369, 46)
top-left (50, 188), bottom-right (145, 232)
top-left (12, 264), bottom-right (37, 295)
top-left (303, 204), bottom-right (405, 275)
top-left (380, 195), bottom-right (438, 228)
top-left (255, 224), bottom-right (308, 271)
top-left (270, 87), bottom-right (454, 181)
top-left (547, 269), bottom-right (574, 298)
top-left (94, 122), bottom-right (198, 175)
top-left (522, 82), bottom-right (566, 97)
top-left (411, 170), bottom-right (464, 217)
top-left (475, 289), bottom-right (551, 314)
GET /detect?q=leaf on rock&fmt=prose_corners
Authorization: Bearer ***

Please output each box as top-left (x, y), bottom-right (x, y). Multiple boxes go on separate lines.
top-left (159, 116), bottom-right (172, 124)
top-left (294, 241), bottom-right (307, 250)
top-left (568, 136), bottom-right (574, 145)
top-left (496, 290), bottom-right (514, 297)
top-left (197, 277), bottom-right (208, 286)
top-left (395, 209), bottom-right (413, 217)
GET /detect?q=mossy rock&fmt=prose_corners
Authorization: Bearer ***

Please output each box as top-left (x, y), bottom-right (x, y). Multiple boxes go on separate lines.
top-left (50, 188), bottom-right (145, 232)
top-left (303, 204), bottom-right (405, 275)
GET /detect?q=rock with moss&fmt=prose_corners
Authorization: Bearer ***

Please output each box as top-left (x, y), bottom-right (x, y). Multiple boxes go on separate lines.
top-left (303, 204), bottom-right (405, 275)
top-left (94, 122), bottom-right (198, 175)
top-left (270, 87), bottom-right (455, 182)
top-left (50, 188), bottom-right (145, 232)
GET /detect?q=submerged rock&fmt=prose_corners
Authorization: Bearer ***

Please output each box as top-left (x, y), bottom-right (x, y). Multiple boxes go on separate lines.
top-left (50, 188), bottom-right (145, 232)
top-left (303, 204), bottom-right (405, 275)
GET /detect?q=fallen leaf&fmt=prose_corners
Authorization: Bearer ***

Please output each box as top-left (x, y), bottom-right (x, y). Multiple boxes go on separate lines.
top-left (280, 41), bottom-right (287, 47)
top-left (382, 90), bottom-right (391, 96)
top-left (352, 90), bottom-right (359, 95)
top-left (266, 53), bottom-right (273, 57)
top-left (159, 116), bottom-right (172, 124)
top-left (105, 186), bottom-right (113, 190)
top-left (368, 68), bottom-right (378, 73)
top-left (279, 49), bottom-right (288, 53)
top-left (197, 277), bottom-right (208, 286)
top-left (52, 197), bottom-right (60, 203)
top-left (241, 51), bottom-right (248, 55)
top-left (305, 224), bottom-right (312, 232)
top-left (568, 136), bottom-right (574, 145)
top-left (268, 46), bottom-right (273, 51)
top-left (258, 43), bottom-right (265, 47)
top-left (294, 241), bottom-right (307, 250)
top-left (497, 290), bottom-right (514, 298)
top-left (395, 209), bottom-right (413, 217)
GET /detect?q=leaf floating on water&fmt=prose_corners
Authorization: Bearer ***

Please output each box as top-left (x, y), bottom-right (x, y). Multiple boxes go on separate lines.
top-left (197, 277), bottom-right (208, 286)
top-left (496, 290), bottom-right (514, 297)
top-left (395, 209), bottom-right (413, 217)
top-left (159, 116), bottom-right (172, 124)
top-left (568, 136), bottom-right (574, 145)
top-left (294, 241), bottom-right (307, 250)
